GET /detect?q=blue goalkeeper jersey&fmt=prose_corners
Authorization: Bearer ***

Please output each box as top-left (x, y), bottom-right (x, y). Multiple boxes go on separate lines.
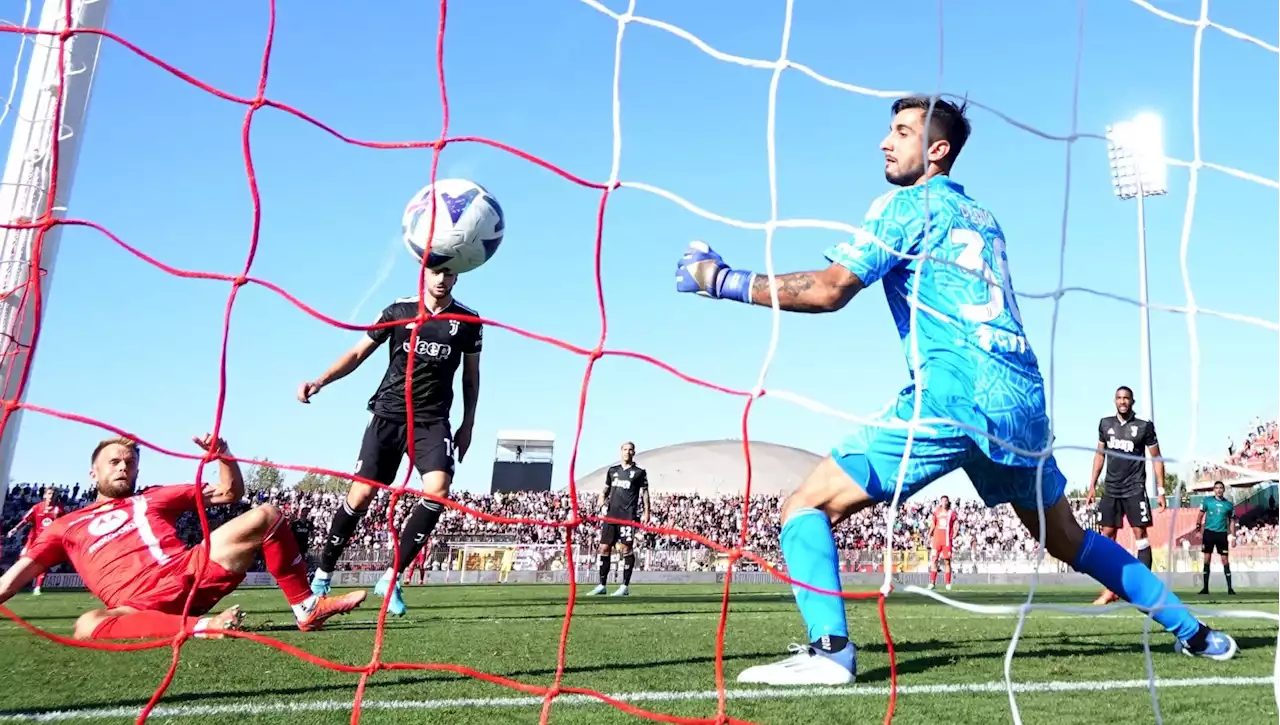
top-left (824, 175), bottom-right (1049, 467)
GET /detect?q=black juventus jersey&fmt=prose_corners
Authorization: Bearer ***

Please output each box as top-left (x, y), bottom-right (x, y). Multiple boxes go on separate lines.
top-left (366, 298), bottom-right (482, 423)
top-left (290, 518), bottom-right (314, 554)
top-left (1098, 415), bottom-right (1158, 498)
top-left (604, 464), bottom-right (648, 520)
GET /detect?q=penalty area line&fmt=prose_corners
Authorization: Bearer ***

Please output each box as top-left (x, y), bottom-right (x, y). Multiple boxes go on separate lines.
top-left (0, 676), bottom-right (1272, 721)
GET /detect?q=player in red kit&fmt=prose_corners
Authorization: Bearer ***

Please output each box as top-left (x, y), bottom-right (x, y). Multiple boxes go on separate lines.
top-left (926, 496), bottom-right (958, 591)
top-left (0, 435), bottom-right (366, 640)
top-left (4, 487), bottom-right (66, 595)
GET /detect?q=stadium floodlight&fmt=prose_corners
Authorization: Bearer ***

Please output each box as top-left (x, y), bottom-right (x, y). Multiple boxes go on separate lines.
top-left (1106, 112), bottom-right (1169, 502)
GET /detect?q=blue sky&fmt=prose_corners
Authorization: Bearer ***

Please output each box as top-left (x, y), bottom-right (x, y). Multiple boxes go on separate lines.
top-left (3, 0), bottom-right (1277, 504)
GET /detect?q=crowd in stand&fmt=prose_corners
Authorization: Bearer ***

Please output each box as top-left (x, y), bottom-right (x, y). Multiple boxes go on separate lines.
top-left (5, 474), bottom-right (1277, 571)
top-left (1196, 417), bottom-right (1279, 483)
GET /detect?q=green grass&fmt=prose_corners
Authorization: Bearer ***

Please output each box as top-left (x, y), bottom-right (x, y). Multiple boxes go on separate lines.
top-left (0, 584), bottom-right (1275, 724)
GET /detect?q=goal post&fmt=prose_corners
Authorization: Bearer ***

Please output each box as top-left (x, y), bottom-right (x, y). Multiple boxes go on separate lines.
top-left (0, 0), bottom-right (110, 516)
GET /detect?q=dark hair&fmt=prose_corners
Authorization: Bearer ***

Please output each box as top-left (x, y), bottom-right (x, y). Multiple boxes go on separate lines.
top-left (1116, 385), bottom-right (1134, 397)
top-left (891, 95), bottom-right (971, 167)
top-left (1213, 480), bottom-right (1225, 488)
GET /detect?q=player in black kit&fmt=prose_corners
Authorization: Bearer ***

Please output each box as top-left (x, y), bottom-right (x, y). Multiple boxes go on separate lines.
top-left (1086, 385), bottom-right (1166, 605)
top-left (588, 441), bottom-right (650, 597)
top-left (297, 267), bottom-right (481, 616)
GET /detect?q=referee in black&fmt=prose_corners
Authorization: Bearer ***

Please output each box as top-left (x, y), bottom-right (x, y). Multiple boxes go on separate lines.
top-left (1086, 385), bottom-right (1166, 605)
top-left (588, 441), bottom-right (650, 597)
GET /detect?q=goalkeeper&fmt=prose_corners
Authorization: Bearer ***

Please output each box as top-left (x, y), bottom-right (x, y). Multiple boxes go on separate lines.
top-left (674, 95), bottom-right (1237, 686)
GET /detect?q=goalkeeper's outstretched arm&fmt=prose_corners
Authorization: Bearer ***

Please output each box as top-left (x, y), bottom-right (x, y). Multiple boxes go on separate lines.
top-left (0, 558), bottom-right (45, 605)
top-left (747, 264), bottom-right (865, 313)
top-left (673, 241), bottom-right (865, 314)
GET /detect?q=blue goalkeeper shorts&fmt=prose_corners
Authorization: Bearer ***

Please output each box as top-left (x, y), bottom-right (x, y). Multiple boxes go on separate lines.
top-left (831, 410), bottom-right (1067, 511)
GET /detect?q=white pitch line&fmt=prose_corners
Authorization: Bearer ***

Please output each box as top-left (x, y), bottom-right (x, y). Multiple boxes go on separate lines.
top-left (0, 676), bottom-right (1272, 722)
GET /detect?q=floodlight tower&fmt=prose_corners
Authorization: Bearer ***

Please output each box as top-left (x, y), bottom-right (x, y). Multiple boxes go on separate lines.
top-left (1106, 112), bottom-right (1169, 502)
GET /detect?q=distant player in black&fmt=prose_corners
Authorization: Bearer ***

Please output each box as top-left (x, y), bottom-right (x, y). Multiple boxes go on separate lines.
top-left (589, 441), bottom-right (650, 597)
top-left (1086, 385), bottom-right (1166, 605)
top-left (290, 510), bottom-right (314, 557)
top-left (297, 267), bottom-right (481, 615)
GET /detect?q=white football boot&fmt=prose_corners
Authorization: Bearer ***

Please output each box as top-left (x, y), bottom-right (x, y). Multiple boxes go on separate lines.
top-left (736, 641), bottom-right (856, 686)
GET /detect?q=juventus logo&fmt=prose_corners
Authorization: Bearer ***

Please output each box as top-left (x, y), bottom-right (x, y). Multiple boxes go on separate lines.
top-left (448, 320), bottom-right (459, 336)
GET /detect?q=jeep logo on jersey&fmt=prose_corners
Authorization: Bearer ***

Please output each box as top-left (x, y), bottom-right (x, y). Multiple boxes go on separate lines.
top-left (403, 339), bottom-right (453, 360)
top-left (1106, 436), bottom-right (1136, 454)
top-left (87, 509), bottom-right (129, 537)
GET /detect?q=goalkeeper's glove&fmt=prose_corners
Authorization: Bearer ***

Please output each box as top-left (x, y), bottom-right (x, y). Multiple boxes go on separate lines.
top-left (674, 242), bottom-right (754, 303)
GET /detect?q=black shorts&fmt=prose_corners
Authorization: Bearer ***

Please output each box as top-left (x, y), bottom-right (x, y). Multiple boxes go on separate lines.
top-left (600, 522), bottom-right (636, 548)
top-left (1098, 494), bottom-right (1153, 529)
top-left (355, 414), bottom-right (454, 485)
top-left (1202, 529), bottom-right (1229, 555)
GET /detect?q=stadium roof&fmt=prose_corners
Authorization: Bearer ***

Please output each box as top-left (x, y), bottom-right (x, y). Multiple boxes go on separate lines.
top-left (570, 439), bottom-right (822, 496)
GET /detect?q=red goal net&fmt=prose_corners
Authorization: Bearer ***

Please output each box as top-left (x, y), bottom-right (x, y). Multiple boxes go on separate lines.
top-left (0, 1), bottom-right (895, 723)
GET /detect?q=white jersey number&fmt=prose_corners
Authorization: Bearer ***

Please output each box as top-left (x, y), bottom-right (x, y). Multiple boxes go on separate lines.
top-left (950, 228), bottom-right (1023, 325)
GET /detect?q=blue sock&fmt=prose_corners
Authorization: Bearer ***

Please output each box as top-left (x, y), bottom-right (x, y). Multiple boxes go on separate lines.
top-left (780, 508), bottom-right (848, 642)
top-left (1073, 529), bottom-right (1200, 641)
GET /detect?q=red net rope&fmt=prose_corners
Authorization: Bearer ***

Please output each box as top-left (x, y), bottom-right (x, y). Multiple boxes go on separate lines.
top-left (0, 1), bottom-right (898, 723)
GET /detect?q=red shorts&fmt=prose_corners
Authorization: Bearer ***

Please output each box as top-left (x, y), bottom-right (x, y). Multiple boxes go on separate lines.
top-left (931, 542), bottom-right (952, 558)
top-left (121, 547), bottom-right (245, 617)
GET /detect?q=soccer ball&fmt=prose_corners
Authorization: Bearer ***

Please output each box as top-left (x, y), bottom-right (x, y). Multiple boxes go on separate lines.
top-left (401, 178), bottom-right (505, 274)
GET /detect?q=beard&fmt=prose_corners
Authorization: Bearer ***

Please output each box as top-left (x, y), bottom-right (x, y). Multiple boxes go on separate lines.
top-left (96, 478), bottom-right (136, 499)
top-left (886, 163), bottom-right (925, 187)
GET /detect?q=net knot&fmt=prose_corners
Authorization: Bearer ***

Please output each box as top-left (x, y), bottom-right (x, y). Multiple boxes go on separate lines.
top-left (232, 274), bottom-right (248, 288)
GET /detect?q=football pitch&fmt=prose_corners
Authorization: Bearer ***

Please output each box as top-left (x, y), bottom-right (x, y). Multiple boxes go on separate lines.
top-left (0, 584), bottom-right (1275, 724)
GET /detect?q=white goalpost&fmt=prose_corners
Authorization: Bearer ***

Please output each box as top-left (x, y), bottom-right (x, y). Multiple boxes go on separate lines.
top-left (0, 0), bottom-right (109, 519)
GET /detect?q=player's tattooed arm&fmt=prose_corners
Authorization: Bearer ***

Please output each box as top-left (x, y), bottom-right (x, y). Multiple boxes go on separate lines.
top-left (748, 263), bottom-right (865, 313)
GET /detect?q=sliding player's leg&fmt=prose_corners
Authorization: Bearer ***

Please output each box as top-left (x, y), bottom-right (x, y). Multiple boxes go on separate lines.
top-left (209, 503), bottom-right (366, 631)
top-left (984, 456), bottom-right (1237, 661)
top-left (377, 420), bottom-right (457, 616)
top-left (77, 604), bottom-right (245, 641)
top-left (313, 416), bottom-right (405, 595)
top-left (737, 421), bottom-right (971, 686)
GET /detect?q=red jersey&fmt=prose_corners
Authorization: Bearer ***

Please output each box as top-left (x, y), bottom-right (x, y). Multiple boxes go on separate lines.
top-left (17, 501), bottom-right (66, 542)
top-left (25, 485), bottom-right (205, 608)
top-left (930, 507), bottom-right (958, 548)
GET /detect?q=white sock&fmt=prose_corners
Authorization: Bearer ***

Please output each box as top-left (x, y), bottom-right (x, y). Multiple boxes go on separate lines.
top-left (292, 595), bottom-right (319, 619)
top-left (315, 570), bottom-right (331, 580)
